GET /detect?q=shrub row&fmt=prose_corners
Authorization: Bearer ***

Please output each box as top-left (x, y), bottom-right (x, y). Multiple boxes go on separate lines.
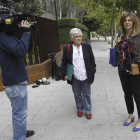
top-left (58, 18), bottom-right (89, 44)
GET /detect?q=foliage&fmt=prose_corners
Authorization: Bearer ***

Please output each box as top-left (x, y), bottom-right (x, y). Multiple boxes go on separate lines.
top-left (73, 0), bottom-right (127, 36)
top-left (57, 0), bottom-right (86, 23)
top-left (92, 32), bottom-right (96, 37)
top-left (83, 14), bottom-right (101, 32)
top-left (59, 26), bottom-right (73, 44)
top-left (0, 0), bottom-right (42, 16)
top-left (58, 18), bottom-right (78, 27)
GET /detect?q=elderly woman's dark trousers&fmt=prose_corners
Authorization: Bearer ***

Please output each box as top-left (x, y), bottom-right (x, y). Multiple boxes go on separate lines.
top-left (119, 73), bottom-right (140, 118)
top-left (72, 76), bottom-right (92, 114)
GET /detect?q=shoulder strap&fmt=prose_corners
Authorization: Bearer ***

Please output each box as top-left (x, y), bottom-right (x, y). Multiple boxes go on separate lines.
top-left (67, 44), bottom-right (70, 63)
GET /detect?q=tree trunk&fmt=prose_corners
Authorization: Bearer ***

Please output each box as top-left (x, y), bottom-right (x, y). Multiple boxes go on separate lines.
top-left (59, 9), bottom-right (62, 19)
top-left (114, 17), bottom-right (116, 37)
top-left (73, 11), bottom-right (76, 18)
top-left (59, 0), bottom-right (62, 19)
top-left (105, 29), bottom-right (106, 41)
top-left (111, 20), bottom-right (113, 48)
top-left (108, 30), bottom-right (109, 43)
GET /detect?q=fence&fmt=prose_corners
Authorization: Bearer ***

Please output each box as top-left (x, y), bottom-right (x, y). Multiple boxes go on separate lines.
top-left (15, 16), bottom-right (60, 66)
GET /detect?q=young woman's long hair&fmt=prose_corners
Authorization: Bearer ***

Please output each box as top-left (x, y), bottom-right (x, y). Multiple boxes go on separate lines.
top-left (119, 12), bottom-right (139, 38)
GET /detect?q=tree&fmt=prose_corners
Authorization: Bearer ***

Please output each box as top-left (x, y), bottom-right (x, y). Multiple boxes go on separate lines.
top-left (0, 0), bottom-right (42, 16)
top-left (57, 0), bottom-right (71, 19)
top-left (73, 0), bottom-right (123, 46)
top-left (82, 15), bottom-right (100, 32)
top-left (73, 0), bottom-right (140, 47)
top-left (68, 0), bottom-right (86, 23)
top-left (57, 0), bottom-right (86, 22)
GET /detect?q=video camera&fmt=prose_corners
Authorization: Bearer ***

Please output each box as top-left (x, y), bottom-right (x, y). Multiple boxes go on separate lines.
top-left (0, 0), bottom-right (38, 34)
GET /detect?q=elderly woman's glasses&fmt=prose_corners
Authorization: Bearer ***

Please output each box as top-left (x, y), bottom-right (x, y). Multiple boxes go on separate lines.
top-left (74, 35), bottom-right (82, 38)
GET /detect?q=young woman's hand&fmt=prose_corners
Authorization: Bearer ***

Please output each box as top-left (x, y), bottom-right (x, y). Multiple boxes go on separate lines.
top-left (116, 37), bottom-right (121, 45)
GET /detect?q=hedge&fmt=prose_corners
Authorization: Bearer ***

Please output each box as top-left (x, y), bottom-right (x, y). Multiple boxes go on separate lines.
top-left (58, 18), bottom-right (89, 44)
top-left (58, 18), bottom-right (78, 27)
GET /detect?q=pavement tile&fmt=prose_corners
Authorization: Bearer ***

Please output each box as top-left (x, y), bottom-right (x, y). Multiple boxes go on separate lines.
top-left (111, 124), bottom-right (136, 137)
top-left (58, 101), bottom-right (76, 108)
top-left (0, 125), bottom-right (8, 133)
top-left (0, 116), bottom-right (12, 125)
top-left (27, 107), bottom-right (40, 116)
top-left (116, 136), bottom-right (138, 140)
top-left (90, 135), bottom-right (117, 140)
top-left (2, 108), bottom-right (12, 116)
top-left (44, 123), bottom-right (89, 138)
top-left (29, 115), bottom-right (50, 125)
top-left (28, 101), bottom-right (46, 108)
top-left (92, 106), bottom-right (109, 115)
top-left (66, 138), bottom-right (99, 140)
top-left (88, 124), bottom-right (112, 137)
top-left (0, 125), bottom-right (13, 138)
top-left (110, 114), bottom-right (127, 124)
top-left (92, 100), bottom-right (108, 107)
top-left (89, 114), bottom-right (111, 124)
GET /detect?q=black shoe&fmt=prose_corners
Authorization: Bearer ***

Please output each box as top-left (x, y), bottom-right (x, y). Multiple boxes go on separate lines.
top-left (26, 130), bottom-right (35, 137)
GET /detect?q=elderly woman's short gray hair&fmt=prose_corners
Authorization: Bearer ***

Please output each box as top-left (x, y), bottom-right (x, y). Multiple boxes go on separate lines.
top-left (70, 28), bottom-right (82, 38)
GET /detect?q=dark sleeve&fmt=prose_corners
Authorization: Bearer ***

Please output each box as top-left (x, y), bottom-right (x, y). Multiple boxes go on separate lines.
top-left (89, 44), bottom-right (96, 73)
top-left (61, 46), bottom-right (68, 79)
top-left (28, 34), bottom-right (34, 52)
top-left (1, 32), bottom-right (32, 58)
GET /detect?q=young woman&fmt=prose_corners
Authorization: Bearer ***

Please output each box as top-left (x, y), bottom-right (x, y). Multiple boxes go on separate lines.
top-left (117, 12), bottom-right (140, 131)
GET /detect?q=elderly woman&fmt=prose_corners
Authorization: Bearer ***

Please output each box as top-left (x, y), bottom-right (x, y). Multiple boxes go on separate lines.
top-left (117, 12), bottom-right (140, 131)
top-left (61, 28), bottom-right (96, 119)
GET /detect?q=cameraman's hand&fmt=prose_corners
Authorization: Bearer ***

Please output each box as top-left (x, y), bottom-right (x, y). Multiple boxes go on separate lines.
top-left (20, 20), bottom-right (31, 34)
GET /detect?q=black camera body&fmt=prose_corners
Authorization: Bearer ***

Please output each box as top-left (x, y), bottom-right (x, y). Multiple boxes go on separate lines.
top-left (0, 0), bottom-right (38, 34)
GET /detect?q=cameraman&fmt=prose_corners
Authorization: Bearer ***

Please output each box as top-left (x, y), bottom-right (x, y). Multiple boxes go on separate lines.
top-left (0, 20), bottom-right (34, 140)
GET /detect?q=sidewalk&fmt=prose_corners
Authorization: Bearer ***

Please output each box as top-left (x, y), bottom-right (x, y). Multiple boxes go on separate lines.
top-left (0, 38), bottom-right (140, 140)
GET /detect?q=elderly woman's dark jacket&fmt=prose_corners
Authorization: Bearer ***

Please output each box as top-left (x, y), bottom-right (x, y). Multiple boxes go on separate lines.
top-left (117, 32), bottom-right (140, 66)
top-left (61, 43), bottom-right (96, 84)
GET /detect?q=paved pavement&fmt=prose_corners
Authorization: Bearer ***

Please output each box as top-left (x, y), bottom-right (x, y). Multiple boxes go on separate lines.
top-left (0, 38), bottom-right (140, 140)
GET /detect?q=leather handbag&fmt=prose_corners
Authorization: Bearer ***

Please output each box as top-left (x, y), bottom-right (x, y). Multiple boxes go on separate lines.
top-left (131, 63), bottom-right (140, 75)
top-left (128, 50), bottom-right (140, 75)
top-left (109, 46), bottom-right (118, 67)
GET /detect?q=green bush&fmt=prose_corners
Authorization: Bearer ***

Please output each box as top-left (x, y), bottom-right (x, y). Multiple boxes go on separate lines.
top-left (59, 27), bottom-right (73, 44)
top-left (58, 18), bottom-right (89, 44)
top-left (76, 23), bottom-right (85, 30)
top-left (92, 32), bottom-right (96, 37)
top-left (58, 18), bottom-right (78, 27)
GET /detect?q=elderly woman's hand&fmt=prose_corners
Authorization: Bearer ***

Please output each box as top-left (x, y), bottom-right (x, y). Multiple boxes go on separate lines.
top-left (64, 76), bottom-right (68, 80)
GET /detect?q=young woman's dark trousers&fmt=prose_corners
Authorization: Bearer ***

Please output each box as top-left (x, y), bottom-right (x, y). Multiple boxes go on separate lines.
top-left (119, 73), bottom-right (140, 118)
